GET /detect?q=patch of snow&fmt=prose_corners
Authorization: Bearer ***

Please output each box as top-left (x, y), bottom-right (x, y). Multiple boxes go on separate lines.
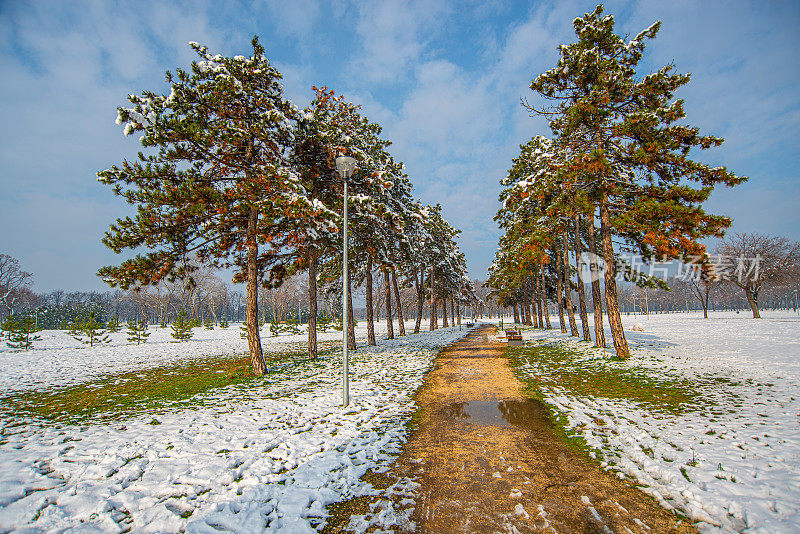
top-left (517, 310), bottom-right (800, 533)
top-left (0, 323), bottom-right (475, 532)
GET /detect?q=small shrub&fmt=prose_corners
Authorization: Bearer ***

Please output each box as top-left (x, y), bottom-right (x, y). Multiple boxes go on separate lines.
top-left (69, 314), bottom-right (112, 347)
top-left (126, 319), bottom-right (151, 345)
top-left (3, 315), bottom-right (42, 350)
top-left (171, 311), bottom-right (194, 342)
top-left (106, 315), bottom-right (122, 333)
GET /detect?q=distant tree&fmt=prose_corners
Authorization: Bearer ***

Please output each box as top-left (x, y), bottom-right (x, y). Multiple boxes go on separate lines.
top-left (717, 233), bottom-right (800, 318)
top-left (3, 315), bottom-right (41, 350)
top-left (171, 311), bottom-right (193, 341)
top-left (106, 314), bottom-right (122, 333)
top-left (126, 319), bottom-right (151, 345)
top-left (687, 264), bottom-right (718, 319)
top-left (0, 254), bottom-right (33, 316)
top-left (69, 314), bottom-right (112, 347)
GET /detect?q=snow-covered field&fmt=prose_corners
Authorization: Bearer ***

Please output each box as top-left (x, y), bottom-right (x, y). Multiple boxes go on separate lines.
top-left (515, 310), bottom-right (800, 533)
top-left (0, 324), bottom-right (347, 394)
top-left (0, 321), bottom-right (471, 533)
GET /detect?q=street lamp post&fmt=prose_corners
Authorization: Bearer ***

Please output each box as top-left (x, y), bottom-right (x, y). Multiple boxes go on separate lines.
top-left (336, 156), bottom-right (357, 407)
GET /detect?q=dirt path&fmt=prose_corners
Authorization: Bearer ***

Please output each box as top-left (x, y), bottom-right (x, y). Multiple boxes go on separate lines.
top-left (387, 325), bottom-right (695, 533)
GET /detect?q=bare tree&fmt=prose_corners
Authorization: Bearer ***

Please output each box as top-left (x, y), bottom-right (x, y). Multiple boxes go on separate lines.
top-left (688, 265), bottom-right (718, 319)
top-left (0, 254), bottom-right (33, 316)
top-left (717, 233), bottom-right (800, 318)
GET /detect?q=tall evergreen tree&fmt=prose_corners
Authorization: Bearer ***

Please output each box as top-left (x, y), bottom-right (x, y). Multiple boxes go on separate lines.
top-left (98, 38), bottom-right (311, 375)
top-left (528, 5), bottom-right (746, 357)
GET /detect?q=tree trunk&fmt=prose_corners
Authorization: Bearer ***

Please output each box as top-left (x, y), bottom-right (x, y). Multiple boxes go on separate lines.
top-left (513, 304), bottom-right (520, 324)
top-left (556, 254), bottom-right (566, 333)
top-left (383, 267), bottom-right (394, 339)
top-left (430, 268), bottom-right (437, 330)
top-left (365, 257), bottom-right (376, 345)
top-left (536, 275), bottom-right (544, 328)
top-left (457, 302), bottom-right (461, 325)
top-left (391, 266), bottom-right (405, 336)
top-left (450, 298), bottom-right (455, 326)
top-left (746, 285), bottom-right (761, 318)
top-left (307, 250), bottom-right (318, 358)
top-left (415, 268), bottom-right (424, 334)
top-left (562, 231), bottom-right (579, 337)
top-left (574, 217), bottom-right (591, 342)
top-left (442, 298), bottom-right (449, 327)
top-left (600, 193), bottom-right (630, 357)
top-left (246, 208), bottom-right (267, 375)
top-left (541, 269), bottom-right (552, 329)
top-left (585, 212), bottom-right (606, 348)
top-left (347, 266), bottom-right (356, 350)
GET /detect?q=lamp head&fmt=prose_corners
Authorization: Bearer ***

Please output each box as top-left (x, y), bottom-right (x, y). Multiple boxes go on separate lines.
top-left (335, 156), bottom-right (357, 180)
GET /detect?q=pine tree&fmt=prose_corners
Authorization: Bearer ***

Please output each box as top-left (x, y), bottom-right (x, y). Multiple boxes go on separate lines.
top-left (126, 319), bottom-right (151, 345)
top-left (170, 311), bottom-right (193, 342)
top-left (97, 37), bottom-right (314, 376)
top-left (526, 5), bottom-right (746, 357)
top-left (3, 315), bottom-right (41, 351)
top-left (69, 314), bottom-right (112, 347)
top-left (106, 314), bottom-right (121, 333)
top-left (218, 316), bottom-right (229, 329)
top-left (204, 317), bottom-right (214, 330)
top-left (317, 310), bottom-right (333, 332)
top-left (269, 316), bottom-right (281, 337)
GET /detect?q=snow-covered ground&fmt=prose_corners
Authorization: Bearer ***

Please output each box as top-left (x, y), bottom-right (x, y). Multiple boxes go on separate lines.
top-left (514, 310), bottom-right (800, 533)
top-left (0, 321), bottom-right (472, 533)
top-left (0, 323), bottom-right (347, 394)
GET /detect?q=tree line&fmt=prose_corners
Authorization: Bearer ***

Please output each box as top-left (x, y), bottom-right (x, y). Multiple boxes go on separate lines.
top-left (97, 37), bottom-right (475, 373)
top-left (488, 5), bottom-right (749, 358)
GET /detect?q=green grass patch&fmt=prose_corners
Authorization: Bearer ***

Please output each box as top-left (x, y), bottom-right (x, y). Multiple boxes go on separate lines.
top-left (508, 342), bottom-right (709, 415)
top-left (1, 341), bottom-right (338, 424)
top-left (321, 469), bottom-right (396, 533)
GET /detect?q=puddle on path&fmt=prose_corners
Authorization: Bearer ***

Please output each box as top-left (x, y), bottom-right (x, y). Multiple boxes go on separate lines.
top-left (440, 398), bottom-right (550, 428)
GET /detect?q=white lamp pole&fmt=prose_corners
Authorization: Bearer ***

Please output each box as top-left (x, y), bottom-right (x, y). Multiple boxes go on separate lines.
top-left (336, 156), bottom-right (357, 407)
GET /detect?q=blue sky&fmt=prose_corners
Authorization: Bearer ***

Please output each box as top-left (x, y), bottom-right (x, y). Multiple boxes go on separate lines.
top-left (1, 0), bottom-right (798, 292)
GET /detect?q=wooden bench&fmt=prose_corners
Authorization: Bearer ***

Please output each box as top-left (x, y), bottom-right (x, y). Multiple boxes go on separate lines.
top-left (505, 329), bottom-right (523, 346)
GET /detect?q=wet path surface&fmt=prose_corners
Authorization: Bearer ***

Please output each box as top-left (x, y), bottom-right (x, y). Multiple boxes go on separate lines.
top-left (390, 325), bottom-right (694, 533)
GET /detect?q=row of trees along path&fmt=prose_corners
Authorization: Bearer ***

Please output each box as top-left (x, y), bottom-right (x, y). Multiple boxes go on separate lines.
top-left (99, 38), bottom-right (474, 375)
top-left (489, 5), bottom-right (745, 358)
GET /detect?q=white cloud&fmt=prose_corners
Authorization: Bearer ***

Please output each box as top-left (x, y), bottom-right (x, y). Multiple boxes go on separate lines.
top-left (350, 0), bottom-right (450, 84)
top-left (0, 1), bottom-right (235, 291)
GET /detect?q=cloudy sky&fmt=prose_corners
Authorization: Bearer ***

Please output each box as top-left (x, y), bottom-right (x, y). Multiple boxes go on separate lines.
top-left (1, 0), bottom-right (798, 292)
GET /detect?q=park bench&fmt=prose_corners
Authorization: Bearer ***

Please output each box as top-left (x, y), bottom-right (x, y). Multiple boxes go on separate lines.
top-left (505, 329), bottom-right (523, 346)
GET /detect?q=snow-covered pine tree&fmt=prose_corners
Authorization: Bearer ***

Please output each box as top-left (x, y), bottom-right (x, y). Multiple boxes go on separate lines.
top-left (98, 37), bottom-right (313, 376)
top-left (528, 5), bottom-right (746, 357)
